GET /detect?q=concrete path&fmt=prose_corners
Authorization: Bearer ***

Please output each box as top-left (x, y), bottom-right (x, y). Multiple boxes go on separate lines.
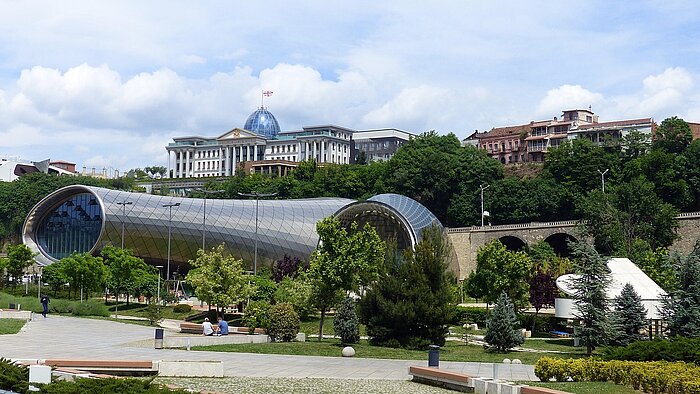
top-left (0, 315), bottom-right (537, 381)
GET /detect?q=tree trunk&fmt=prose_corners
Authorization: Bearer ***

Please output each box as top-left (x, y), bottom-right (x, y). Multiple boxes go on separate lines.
top-left (318, 308), bottom-right (326, 342)
top-left (126, 291), bottom-right (130, 306)
top-left (531, 309), bottom-right (539, 333)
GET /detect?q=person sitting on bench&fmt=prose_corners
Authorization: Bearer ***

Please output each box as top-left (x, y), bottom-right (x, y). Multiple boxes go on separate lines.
top-left (217, 316), bottom-right (229, 335)
top-left (202, 318), bottom-right (214, 336)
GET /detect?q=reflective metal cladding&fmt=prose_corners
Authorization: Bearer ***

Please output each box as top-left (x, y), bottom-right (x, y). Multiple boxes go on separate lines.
top-left (23, 186), bottom-right (441, 268)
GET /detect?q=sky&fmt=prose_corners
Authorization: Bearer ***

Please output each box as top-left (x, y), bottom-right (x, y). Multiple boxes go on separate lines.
top-left (1, 1), bottom-right (700, 174)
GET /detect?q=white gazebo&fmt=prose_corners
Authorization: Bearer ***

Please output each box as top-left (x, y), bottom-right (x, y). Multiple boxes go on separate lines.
top-left (555, 258), bottom-right (667, 320)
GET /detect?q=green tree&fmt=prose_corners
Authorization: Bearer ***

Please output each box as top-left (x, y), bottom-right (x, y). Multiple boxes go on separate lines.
top-left (661, 243), bottom-right (700, 338)
top-left (274, 274), bottom-right (314, 320)
top-left (102, 246), bottom-right (153, 305)
top-left (59, 252), bottom-right (108, 299)
top-left (186, 244), bottom-right (253, 315)
top-left (334, 296), bottom-right (360, 345)
top-left (620, 129), bottom-right (651, 160)
top-left (629, 242), bottom-right (676, 292)
top-left (5, 244), bottom-right (35, 288)
top-left (578, 177), bottom-right (678, 255)
top-left (484, 292), bottom-right (524, 352)
top-left (610, 283), bottom-right (648, 346)
top-left (42, 260), bottom-right (69, 296)
top-left (359, 225), bottom-right (454, 349)
top-left (309, 217), bottom-right (385, 341)
top-left (653, 116), bottom-right (692, 154)
top-left (464, 240), bottom-right (532, 309)
top-left (569, 241), bottom-right (612, 355)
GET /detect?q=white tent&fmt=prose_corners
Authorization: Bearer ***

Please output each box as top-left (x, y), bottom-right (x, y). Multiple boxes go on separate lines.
top-left (555, 258), bottom-right (667, 320)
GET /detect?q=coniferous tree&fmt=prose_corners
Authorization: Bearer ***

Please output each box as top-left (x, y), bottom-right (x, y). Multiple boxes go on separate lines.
top-left (661, 242), bottom-right (700, 338)
top-left (610, 282), bottom-right (648, 346)
top-left (484, 291), bottom-right (524, 352)
top-left (359, 225), bottom-right (454, 349)
top-left (569, 241), bottom-right (612, 355)
top-left (334, 296), bottom-right (360, 345)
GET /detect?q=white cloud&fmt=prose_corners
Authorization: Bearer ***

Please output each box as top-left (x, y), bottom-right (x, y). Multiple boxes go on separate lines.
top-left (535, 85), bottom-right (604, 117)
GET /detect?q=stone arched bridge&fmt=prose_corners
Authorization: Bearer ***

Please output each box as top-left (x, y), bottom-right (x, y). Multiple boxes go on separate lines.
top-left (445, 211), bottom-right (700, 280)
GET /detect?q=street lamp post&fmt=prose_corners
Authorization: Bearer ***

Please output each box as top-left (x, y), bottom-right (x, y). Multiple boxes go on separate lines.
top-left (156, 265), bottom-right (163, 305)
top-left (598, 169), bottom-right (609, 193)
top-left (237, 191), bottom-right (277, 275)
top-left (116, 201), bottom-right (133, 249)
top-left (480, 184), bottom-right (490, 227)
top-left (197, 189), bottom-right (224, 250)
top-left (163, 202), bottom-right (181, 282)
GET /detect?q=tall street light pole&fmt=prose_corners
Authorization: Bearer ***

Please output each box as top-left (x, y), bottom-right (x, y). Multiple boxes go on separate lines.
top-left (197, 189), bottom-right (224, 250)
top-left (156, 265), bottom-right (163, 305)
top-left (116, 201), bottom-right (133, 249)
top-left (480, 184), bottom-right (490, 227)
top-left (598, 169), bottom-right (609, 193)
top-left (163, 202), bottom-right (181, 282)
top-left (237, 191), bottom-right (277, 275)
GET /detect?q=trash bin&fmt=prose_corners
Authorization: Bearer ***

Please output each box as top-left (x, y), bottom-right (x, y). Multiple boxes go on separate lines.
top-left (428, 345), bottom-right (440, 367)
top-left (155, 328), bottom-right (164, 349)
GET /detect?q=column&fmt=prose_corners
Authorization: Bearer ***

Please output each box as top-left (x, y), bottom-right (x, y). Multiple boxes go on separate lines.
top-left (254, 145), bottom-right (258, 162)
top-left (312, 140), bottom-right (317, 161)
top-left (320, 140), bottom-right (325, 163)
top-left (296, 142), bottom-right (301, 162)
top-left (177, 151), bottom-right (183, 178)
top-left (185, 150), bottom-right (191, 178)
top-left (232, 146), bottom-right (237, 175)
top-left (166, 150), bottom-right (172, 178)
top-left (247, 145), bottom-right (252, 162)
top-left (225, 146), bottom-right (230, 176)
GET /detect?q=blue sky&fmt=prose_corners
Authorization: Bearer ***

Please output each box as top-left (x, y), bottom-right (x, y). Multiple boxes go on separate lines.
top-left (1, 1), bottom-right (700, 173)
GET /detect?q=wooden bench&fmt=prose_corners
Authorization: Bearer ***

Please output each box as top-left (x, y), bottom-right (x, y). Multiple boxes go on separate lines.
top-left (409, 366), bottom-right (473, 392)
top-left (179, 322), bottom-right (265, 335)
top-left (42, 359), bottom-right (156, 374)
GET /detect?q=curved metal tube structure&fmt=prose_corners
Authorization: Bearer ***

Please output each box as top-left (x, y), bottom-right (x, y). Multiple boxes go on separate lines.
top-left (23, 186), bottom-right (441, 271)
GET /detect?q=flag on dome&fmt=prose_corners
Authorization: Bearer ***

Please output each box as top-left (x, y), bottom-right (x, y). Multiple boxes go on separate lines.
top-left (263, 90), bottom-right (273, 97)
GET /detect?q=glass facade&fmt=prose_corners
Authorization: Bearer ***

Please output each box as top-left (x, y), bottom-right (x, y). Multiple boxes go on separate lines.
top-left (23, 187), bottom-right (441, 272)
top-left (243, 107), bottom-right (281, 138)
top-left (35, 193), bottom-right (102, 260)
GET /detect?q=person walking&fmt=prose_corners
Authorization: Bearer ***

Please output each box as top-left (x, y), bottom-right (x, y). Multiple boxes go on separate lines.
top-left (40, 295), bottom-right (50, 318)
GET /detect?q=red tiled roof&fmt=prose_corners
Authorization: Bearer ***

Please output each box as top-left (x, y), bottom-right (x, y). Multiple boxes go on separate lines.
top-left (577, 118), bottom-right (653, 130)
top-left (479, 124), bottom-right (530, 138)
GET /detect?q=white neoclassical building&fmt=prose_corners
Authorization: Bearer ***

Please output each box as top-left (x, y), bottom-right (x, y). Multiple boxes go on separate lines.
top-left (166, 107), bottom-right (412, 179)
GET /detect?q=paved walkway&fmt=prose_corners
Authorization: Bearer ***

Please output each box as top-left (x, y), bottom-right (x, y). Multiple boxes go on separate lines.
top-left (0, 315), bottom-right (537, 381)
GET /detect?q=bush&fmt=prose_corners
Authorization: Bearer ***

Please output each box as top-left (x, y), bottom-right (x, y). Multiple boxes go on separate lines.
top-left (145, 303), bottom-right (162, 326)
top-left (333, 297), bottom-right (360, 345)
top-left (71, 300), bottom-right (109, 317)
top-left (39, 377), bottom-right (190, 393)
top-left (274, 276), bottom-right (314, 320)
top-left (518, 313), bottom-right (561, 333)
top-left (534, 357), bottom-right (700, 394)
top-left (250, 276), bottom-right (277, 302)
top-left (601, 337), bottom-right (700, 364)
top-left (450, 305), bottom-right (489, 326)
top-left (244, 300), bottom-right (271, 334)
top-left (0, 358), bottom-right (28, 394)
top-left (267, 303), bottom-right (300, 342)
top-left (172, 304), bottom-right (192, 313)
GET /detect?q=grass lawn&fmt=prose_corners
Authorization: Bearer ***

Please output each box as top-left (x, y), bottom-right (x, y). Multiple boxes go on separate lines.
top-left (106, 301), bottom-right (200, 321)
top-left (193, 338), bottom-right (584, 364)
top-left (298, 316), bottom-right (367, 337)
top-left (525, 381), bottom-right (640, 394)
top-left (0, 318), bottom-right (26, 334)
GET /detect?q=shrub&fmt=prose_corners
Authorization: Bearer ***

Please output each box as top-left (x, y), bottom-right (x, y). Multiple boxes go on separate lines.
top-left (172, 304), bottom-right (192, 313)
top-left (39, 377), bottom-right (190, 393)
top-left (244, 300), bottom-right (271, 334)
top-left (274, 276), bottom-right (314, 320)
top-left (145, 303), bottom-right (162, 326)
top-left (601, 337), bottom-right (700, 364)
top-left (250, 276), bottom-right (277, 302)
top-left (71, 300), bottom-right (109, 317)
top-left (534, 357), bottom-right (700, 394)
top-left (267, 303), bottom-right (300, 342)
top-left (333, 297), bottom-right (360, 344)
top-left (0, 358), bottom-right (28, 394)
top-left (450, 305), bottom-right (490, 326)
top-left (273, 254), bottom-right (307, 282)
top-left (518, 313), bottom-right (562, 334)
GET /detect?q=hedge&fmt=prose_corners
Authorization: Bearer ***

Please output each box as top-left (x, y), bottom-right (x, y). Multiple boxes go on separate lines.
top-left (535, 357), bottom-right (700, 394)
top-left (601, 337), bottom-right (700, 364)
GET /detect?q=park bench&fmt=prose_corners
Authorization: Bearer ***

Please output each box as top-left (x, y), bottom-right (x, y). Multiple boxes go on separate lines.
top-left (179, 322), bottom-right (265, 335)
top-left (409, 366), bottom-right (474, 392)
top-left (42, 359), bottom-right (156, 374)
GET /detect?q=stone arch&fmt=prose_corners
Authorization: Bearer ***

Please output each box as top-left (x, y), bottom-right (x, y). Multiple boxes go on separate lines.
top-left (499, 235), bottom-right (527, 251)
top-left (544, 232), bottom-right (578, 257)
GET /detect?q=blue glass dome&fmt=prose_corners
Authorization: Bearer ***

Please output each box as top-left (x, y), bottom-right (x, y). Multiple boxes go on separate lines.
top-left (243, 107), bottom-right (281, 138)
